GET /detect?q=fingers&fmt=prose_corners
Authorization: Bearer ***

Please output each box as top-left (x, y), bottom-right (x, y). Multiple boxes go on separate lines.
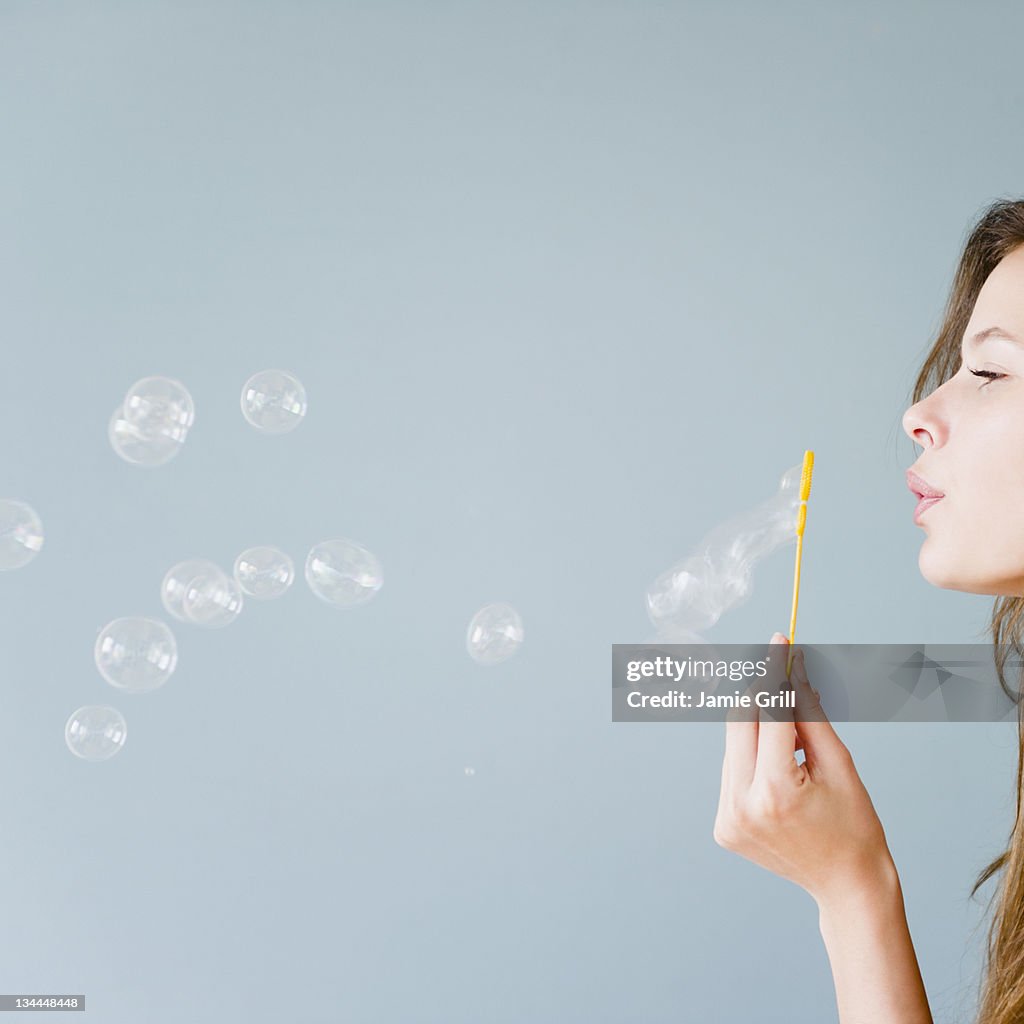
top-left (753, 633), bottom-right (799, 780)
top-left (724, 698), bottom-right (758, 789)
top-left (791, 649), bottom-right (848, 770)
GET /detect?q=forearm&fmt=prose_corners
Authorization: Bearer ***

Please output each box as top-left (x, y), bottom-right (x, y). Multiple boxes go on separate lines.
top-left (816, 858), bottom-right (932, 1024)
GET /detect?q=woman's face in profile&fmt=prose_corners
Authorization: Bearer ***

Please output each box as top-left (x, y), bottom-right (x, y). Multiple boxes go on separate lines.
top-left (903, 243), bottom-right (1024, 596)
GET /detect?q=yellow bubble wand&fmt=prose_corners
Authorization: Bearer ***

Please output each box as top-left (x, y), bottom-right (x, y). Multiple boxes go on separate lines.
top-left (786, 450), bottom-right (814, 679)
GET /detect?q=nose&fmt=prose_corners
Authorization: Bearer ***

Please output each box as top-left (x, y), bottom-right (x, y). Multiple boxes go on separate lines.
top-left (902, 389), bottom-right (946, 450)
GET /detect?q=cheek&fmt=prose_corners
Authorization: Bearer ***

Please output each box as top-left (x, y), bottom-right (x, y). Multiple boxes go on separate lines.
top-left (969, 409), bottom-right (1024, 505)
top-left (914, 402), bottom-right (1024, 593)
top-left (919, 438), bottom-right (1024, 594)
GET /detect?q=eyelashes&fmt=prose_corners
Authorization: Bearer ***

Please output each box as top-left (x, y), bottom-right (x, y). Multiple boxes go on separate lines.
top-left (969, 368), bottom-right (1007, 386)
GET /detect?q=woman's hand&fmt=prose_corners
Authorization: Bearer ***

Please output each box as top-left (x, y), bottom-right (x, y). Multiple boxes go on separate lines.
top-left (713, 633), bottom-right (895, 907)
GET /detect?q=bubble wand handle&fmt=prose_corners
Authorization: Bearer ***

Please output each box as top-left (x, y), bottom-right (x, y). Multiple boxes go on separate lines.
top-left (786, 450), bottom-right (814, 678)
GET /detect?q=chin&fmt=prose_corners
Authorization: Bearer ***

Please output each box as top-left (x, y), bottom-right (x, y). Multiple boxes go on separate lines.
top-left (918, 546), bottom-right (1018, 596)
top-left (918, 545), bottom-right (976, 592)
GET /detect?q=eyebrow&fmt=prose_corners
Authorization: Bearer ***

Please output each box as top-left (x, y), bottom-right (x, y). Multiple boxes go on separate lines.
top-left (967, 326), bottom-right (1022, 347)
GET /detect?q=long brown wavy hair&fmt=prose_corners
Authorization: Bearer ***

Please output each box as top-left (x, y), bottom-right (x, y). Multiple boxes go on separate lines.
top-left (909, 197), bottom-right (1024, 1024)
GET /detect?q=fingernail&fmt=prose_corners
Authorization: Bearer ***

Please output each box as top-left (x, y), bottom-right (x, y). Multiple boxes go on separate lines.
top-left (771, 632), bottom-right (787, 644)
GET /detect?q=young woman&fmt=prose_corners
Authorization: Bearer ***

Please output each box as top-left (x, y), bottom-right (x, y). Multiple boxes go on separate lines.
top-left (713, 197), bottom-right (1024, 1024)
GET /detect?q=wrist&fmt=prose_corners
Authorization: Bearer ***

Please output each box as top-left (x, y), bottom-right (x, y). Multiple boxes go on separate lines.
top-left (813, 851), bottom-right (902, 921)
top-left (812, 854), bottom-right (932, 1024)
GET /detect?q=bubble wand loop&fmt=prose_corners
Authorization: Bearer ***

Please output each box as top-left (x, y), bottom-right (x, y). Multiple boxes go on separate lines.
top-left (786, 451), bottom-right (814, 679)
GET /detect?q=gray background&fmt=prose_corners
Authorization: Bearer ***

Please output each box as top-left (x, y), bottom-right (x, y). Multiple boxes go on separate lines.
top-left (0, 2), bottom-right (1019, 1021)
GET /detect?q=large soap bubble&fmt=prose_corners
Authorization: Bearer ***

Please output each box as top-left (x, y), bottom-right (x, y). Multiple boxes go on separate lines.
top-left (94, 617), bottom-right (178, 692)
top-left (234, 546), bottom-right (295, 599)
top-left (161, 558), bottom-right (224, 622)
top-left (182, 568), bottom-right (244, 628)
top-left (109, 376), bottom-right (194, 466)
top-left (646, 462), bottom-right (802, 640)
top-left (109, 404), bottom-right (185, 466)
top-left (0, 498), bottom-right (44, 570)
top-left (467, 603), bottom-right (525, 665)
top-left (241, 369), bottom-right (307, 434)
top-left (305, 538), bottom-right (382, 607)
top-left (65, 706), bottom-right (127, 761)
top-left (123, 377), bottom-right (194, 438)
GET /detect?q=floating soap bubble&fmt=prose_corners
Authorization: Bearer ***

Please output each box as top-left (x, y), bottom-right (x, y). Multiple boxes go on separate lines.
top-left (182, 568), bottom-right (244, 628)
top-left (65, 706), bottom-right (127, 762)
top-left (305, 538), bottom-right (383, 607)
top-left (464, 767), bottom-right (476, 777)
top-left (241, 369), bottom-right (307, 434)
top-left (123, 377), bottom-right (194, 439)
top-left (467, 603), bottom-right (524, 665)
top-left (94, 617), bottom-right (178, 692)
top-left (646, 462), bottom-right (802, 640)
top-left (0, 498), bottom-right (44, 570)
top-left (234, 546), bottom-right (295, 599)
top-left (109, 404), bottom-right (185, 466)
top-left (161, 558), bottom-right (224, 622)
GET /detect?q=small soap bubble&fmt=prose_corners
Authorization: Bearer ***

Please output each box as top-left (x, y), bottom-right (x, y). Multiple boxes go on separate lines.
top-left (234, 546), bottom-right (295, 599)
top-left (109, 405), bottom-right (185, 467)
top-left (467, 603), bottom-right (524, 665)
top-left (182, 569), bottom-right (244, 628)
top-left (0, 499), bottom-right (44, 570)
top-left (94, 617), bottom-right (178, 692)
top-left (305, 538), bottom-right (383, 608)
top-left (123, 377), bottom-right (194, 439)
top-left (241, 369), bottom-right (307, 434)
top-left (161, 559), bottom-right (224, 622)
top-left (464, 767), bottom-right (476, 777)
top-left (65, 706), bottom-right (127, 761)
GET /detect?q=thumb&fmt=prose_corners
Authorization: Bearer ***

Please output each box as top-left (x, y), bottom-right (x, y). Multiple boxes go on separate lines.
top-left (790, 649), bottom-right (847, 766)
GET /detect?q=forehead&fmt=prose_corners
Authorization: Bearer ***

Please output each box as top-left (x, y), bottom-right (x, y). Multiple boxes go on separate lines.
top-left (968, 246), bottom-right (1024, 336)
top-left (976, 245), bottom-right (1024, 306)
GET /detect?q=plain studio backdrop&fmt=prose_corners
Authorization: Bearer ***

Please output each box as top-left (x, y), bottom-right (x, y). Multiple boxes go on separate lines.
top-left (0, 3), bottom-right (1019, 1022)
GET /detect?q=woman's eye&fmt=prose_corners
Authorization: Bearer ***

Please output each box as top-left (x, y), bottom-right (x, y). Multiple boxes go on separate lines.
top-left (969, 368), bottom-right (1008, 386)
